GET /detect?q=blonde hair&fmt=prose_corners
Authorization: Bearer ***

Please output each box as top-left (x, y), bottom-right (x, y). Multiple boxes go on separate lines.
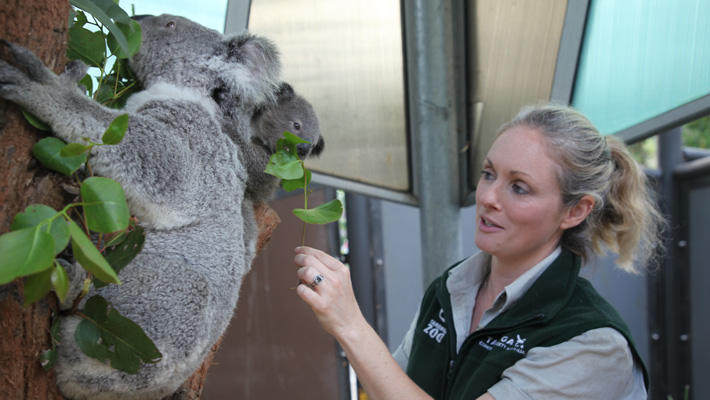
top-left (497, 103), bottom-right (667, 273)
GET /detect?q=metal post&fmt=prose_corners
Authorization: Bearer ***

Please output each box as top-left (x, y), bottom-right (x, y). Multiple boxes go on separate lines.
top-left (403, 0), bottom-right (464, 288)
top-left (649, 127), bottom-right (689, 400)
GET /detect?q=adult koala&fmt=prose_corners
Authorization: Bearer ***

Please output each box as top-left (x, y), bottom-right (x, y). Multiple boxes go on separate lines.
top-left (0, 14), bottom-right (322, 400)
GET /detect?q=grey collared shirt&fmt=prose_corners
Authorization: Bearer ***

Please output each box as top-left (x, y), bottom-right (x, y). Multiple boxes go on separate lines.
top-left (392, 249), bottom-right (647, 399)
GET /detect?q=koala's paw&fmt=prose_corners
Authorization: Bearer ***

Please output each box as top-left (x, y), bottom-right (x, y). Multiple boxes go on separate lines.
top-left (0, 41), bottom-right (57, 107)
top-left (63, 60), bottom-right (89, 84)
top-left (0, 40), bottom-right (55, 84)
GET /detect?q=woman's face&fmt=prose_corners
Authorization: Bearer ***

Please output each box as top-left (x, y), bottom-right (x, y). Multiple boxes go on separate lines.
top-left (474, 125), bottom-right (573, 267)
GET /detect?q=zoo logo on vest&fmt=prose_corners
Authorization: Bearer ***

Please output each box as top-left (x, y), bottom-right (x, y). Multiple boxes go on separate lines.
top-left (478, 334), bottom-right (527, 355)
top-left (422, 309), bottom-right (448, 343)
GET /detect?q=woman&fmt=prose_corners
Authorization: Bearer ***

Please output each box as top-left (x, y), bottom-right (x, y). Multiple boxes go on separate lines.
top-left (294, 104), bottom-right (665, 399)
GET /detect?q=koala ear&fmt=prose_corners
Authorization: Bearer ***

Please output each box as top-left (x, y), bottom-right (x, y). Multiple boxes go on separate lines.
top-left (275, 82), bottom-right (295, 102)
top-left (224, 35), bottom-right (250, 63)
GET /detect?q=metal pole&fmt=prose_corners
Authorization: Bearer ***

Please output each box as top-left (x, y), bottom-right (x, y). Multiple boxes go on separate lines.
top-left (403, 0), bottom-right (464, 287)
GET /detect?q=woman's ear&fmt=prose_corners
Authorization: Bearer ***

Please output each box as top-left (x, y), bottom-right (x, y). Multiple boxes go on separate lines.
top-left (560, 195), bottom-right (595, 230)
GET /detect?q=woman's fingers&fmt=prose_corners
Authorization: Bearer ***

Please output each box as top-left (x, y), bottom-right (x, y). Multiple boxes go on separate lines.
top-left (297, 266), bottom-right (326, 289)
top-left (295, 246), bottom-right (347, 272)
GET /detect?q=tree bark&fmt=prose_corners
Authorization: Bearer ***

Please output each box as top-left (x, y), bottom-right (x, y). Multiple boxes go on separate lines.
top-left (1, 1), bottom-right (74, 399)
top-left (0, 1), bottom-right (281, 398)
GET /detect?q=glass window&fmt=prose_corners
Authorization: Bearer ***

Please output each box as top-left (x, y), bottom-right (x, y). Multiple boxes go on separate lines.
top-left (573, 0), bottom-right (710, 135)
top-left (132, 0), bottom-right (228, 32)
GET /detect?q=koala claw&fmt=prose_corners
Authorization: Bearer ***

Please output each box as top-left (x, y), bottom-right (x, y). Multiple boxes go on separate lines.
top-left (1, 39), bottom-right (54, 84)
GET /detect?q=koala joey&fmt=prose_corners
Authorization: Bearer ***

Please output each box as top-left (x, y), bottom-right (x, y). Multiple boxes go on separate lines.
top-left (0, 14), bottom-right (322, 400)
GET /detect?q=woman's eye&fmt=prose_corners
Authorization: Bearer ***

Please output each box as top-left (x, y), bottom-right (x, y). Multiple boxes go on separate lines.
top-left (293, 122), bottom-right (301, 130)
top-left (480, 170), bottom-right (494, 180)
top-left (512, 183), bottom-right (529, 195)
top-left (166, 21), bottom-right (176, 28)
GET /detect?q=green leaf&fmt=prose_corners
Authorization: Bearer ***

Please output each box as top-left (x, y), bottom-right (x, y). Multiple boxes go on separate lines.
top-left (281, 168), bottom-right (311, 192)
top-left (81, 177), bottom-right (129, 233)
top-left (70, 0), bottom-right (135, 58)
top-left (106, 20), bottom-right (142, 59)
top-left (51, 263), bottom-right (70, 303)
top-left (72, 9), bottom-right (88, 27)
top-left (0, 226), bottom-right (55, 285)
top-left (11, 204), bottom-right (70, 256)
top-left (20, 108), bottom-right (50, 131)
top-left (293, 199), bottom-right (344, 224)
top-left (282, 131), bottom-right (311, 145)
top-left (78, 73), bottom-right (94, 95)
top-left (23, 268), bottom-right (54, 307)
top-left (94, 225), bottom-right (145, 289)
top-left (40, 314), bottom-right (62, 371)
top-left (264, 136), bottom-right (304, 180)
top-left (66, 25), bottom-right (106, 68)
top-left (101, 114), bottom-right (128, 145)
top-left (40, 348), bottom-right (58, 371)
top-left (68, 220), bottom-right (120, 284)
top-left (75, 295), bottom-right (162, 374)
top-left (60, 142), bottom-right (91, 157)
top-left (33, 137), bottom-right (88, 176)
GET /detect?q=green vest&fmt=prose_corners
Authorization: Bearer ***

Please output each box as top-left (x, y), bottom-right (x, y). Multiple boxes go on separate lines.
top-left (405, 249), bottom-right (649, 399)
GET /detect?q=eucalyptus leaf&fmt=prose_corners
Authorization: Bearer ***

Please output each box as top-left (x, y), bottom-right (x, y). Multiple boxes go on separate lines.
top-left (264, 154), bottom-right (303, 180)
top-left (33, 137), bottom-right (88, 176)
top-left (41, 313), bottom-right (63, 370)
top-left (0, 226), bottom-right (55, 285)
top-left (72, 9), bottom-right (88, 27)
top-left (78, 73), bottom-right (94, 95)
top-left (101, 114), bottom-right (129, 145)
top-left (66, 25), bottom-right (106, 68)
top-left (20, 108), bottom-right (50, 131)
top-left (61, 142), bottom-right (91, 157)
top-left (106, 20), bottom-right (142, 59)
top-left (75, 295), bottom-right (162, 374)
top-left (69, 0), bottom-right (134, 58)
top-left (11, 204), bottom-right (70, 255)
top-left (68, 220), bottom-right (120, 284)
top-left (23, 268), bottom-right (54, 307)
top-left (81, 177), bottom-right (129, 233)
top-left (293, 199), bottom-right (344, 224)
top-left (281, 169), bottom-right (311, 192)
top-left (282, 131), bottom-right (311, 145)
top-left (51, 263), bottom-right (70, 303)
top-left (94, 226), bottom-right (145, 289)
top-left (40, 348), bottom-right (58, 371)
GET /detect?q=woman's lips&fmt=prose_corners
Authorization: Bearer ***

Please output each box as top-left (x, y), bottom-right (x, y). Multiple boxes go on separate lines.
top-left (478, 216), bottom-right (503, 232)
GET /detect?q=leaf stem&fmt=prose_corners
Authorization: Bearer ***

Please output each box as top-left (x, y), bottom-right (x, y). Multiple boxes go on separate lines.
top-left (301, 160), bottom-right (308, 246)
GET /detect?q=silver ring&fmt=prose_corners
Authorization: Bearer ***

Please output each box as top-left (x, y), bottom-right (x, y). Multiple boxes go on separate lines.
top-left (312, 274), bottom-right (324, 287)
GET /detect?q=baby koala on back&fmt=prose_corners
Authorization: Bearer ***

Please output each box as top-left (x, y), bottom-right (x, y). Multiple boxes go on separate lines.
top-left (240, 82), bottom-right (323, 201)
top-left (0, 14), bottom-right (322, 400)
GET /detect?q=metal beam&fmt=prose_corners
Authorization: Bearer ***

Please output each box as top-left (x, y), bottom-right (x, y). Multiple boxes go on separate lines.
top-left (616, 94), bottom-right (710, 144)
top-left (224, 0), bottom-right (250, 34)
top-left (403, 0), bottom-right (464, 286)
top-left (550, 0), bottom-right (591, 104)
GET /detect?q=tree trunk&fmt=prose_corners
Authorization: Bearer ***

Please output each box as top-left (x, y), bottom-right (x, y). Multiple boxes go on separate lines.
top-left (1, 1), bottom-right (74, 399)
top-left (0, 1), bottom-right (281, 398)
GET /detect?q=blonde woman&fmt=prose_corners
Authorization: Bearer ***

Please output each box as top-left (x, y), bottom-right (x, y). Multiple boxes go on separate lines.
top-left (294, 104), bottom-right (665, 399)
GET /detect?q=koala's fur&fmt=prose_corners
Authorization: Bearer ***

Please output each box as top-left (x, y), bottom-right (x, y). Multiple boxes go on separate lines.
top-left (0, 14), bottom-right (321, 400)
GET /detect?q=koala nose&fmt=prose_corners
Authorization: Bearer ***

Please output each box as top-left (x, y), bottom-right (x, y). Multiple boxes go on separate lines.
top-left (297, 143), bottom-right (313, 158)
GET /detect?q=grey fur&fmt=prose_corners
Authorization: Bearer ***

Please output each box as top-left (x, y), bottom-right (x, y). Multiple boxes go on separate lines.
top-left (0, 14), bottom-right (321, 400)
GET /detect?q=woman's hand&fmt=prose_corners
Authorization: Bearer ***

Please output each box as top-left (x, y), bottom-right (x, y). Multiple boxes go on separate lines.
top-left (294, 246), bottom-right (367, 339)
top-left (294, 246), bottom-right (436, 400)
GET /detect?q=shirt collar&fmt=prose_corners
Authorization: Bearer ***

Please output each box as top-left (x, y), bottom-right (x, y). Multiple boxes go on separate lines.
top-left (498, 247), bottom-right (561, 313)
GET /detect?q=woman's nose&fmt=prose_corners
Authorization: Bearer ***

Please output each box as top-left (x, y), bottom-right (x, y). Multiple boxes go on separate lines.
top-left (477, 182), bottom-right (501, 210)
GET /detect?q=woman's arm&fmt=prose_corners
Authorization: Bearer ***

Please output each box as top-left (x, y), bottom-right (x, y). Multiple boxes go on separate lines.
top-left (294, 246), bottom-right (433, 400)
